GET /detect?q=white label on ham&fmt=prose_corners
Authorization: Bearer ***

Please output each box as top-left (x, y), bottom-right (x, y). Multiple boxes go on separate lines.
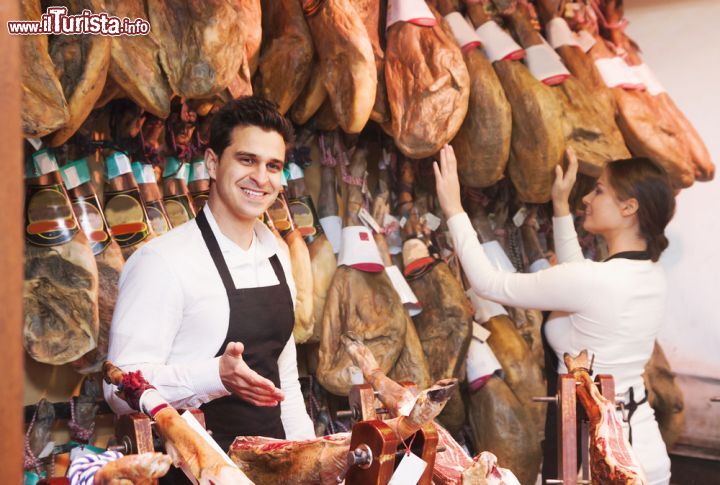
top-left (512, 207), bottom-right (528, 227)
top-left (319, 215), bottom-right (343, 254)
top-left (387, 0), bottom-right (436, 29)
top-left (114, 153), bottom-right (133, 176)
top-left (192, 161), bottom-right (208, 182)
top-left (575, 30), bottom-right (597, 53)
top-left (337, 226), bottom-right (385, 272)
top-left (529, 258), bottom-right (551, 273)
top-left (631, 63), bottom-right (666, 96)
top-left (466, 289), bottom-right (508, 323)
top-left (174, 163), bottom-right (190, 181)
top-left (62, 165), bottom-right (82, 190)
top-left (358, 207), bottom-right (383, 234)
top-left (445, 12), bottom-right (482, 50)
top-left (466, 323), bottom-right (502, 385)
top-left (35, 150), bottom-right (59, 175)
top-left (142, 164), bottom-right (157, 183)
top-left (386, 265), bottom-right (422, 316)
top-left (595, 57), bottom-right (646, 90)
top-left (38, 441), bottom-right (56, 459)
top-left (475, 20), bottom-right (524, 63)
top-left (525, 42), bottom-right (571, 85)
top-left (389, 452), bottom-right (427, 484)
top-left (546, 17), bottom-right (580, 49)
top-left (472, 320), bottom-right (492, 342)
top-left (481, 240), bottom-right (517, 272)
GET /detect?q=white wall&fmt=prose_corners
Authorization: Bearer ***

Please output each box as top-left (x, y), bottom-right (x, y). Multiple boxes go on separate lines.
top-left (625, 0), bottom-right (720, 458)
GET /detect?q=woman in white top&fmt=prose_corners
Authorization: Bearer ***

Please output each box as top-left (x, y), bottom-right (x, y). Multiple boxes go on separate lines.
top-left (434, 145), bottom-right (675, 485)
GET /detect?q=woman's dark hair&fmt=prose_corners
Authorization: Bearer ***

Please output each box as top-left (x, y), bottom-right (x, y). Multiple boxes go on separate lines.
top-left (605, 157), bottom-right (676, 262)
top-left (208, 96), bottom-right (295, 159)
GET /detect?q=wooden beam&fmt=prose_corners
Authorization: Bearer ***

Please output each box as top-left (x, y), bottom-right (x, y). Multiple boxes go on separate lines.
top-left (0, 0), bottom-right (25, 481)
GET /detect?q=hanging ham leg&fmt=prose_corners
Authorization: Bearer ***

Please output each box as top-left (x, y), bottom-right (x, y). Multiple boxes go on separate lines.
top-left (435, 0), bottom-right (512, 188)
top-left (601, 0), bottom-right (714, 181)
top-left (20, 0), bottom-right (69, 138)
top-left (302, 0), bottom-right (377, 133)
top-left (290, 65), bottom-right (327, 125)
top-left (148, 0), bottom-right (245, 99)
top-left (94, 453), bottom-right (172, 484)
top-left (644, 341), bottom-right (685, 449)
top-left (385, 3), bottom-right (470, 158)
top-left (255, 0), bottom-right (314, 115)
top-left (316, 136), bottom-right (407, 396)
top-left (45, 0), bottom-right (110, 147)
top-left (105, 0), bottom-right (172, 118)
top-left (466, 2), bottom-right (564, 202)
top-left (564, 351), bottom-right (649, 484)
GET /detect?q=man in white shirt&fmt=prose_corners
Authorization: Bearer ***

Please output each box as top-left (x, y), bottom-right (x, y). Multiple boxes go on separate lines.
top-left (104, 97), bottom-right (315, 452)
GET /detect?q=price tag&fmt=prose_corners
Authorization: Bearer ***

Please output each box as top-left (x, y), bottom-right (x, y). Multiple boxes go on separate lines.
top-left (399, 216), bottom-right (408, 228)
top-left (472, 321), bottom-right (492, 342)
top-left (388, 452), bottom-right (427, 484)
top-left (358, 207), bottom-right (383, 234)
top-left (422, 212), bottom-right (442, 232)
top-left (38, 441), bottom-right (55, 459)
top-left (512, 207), bottom-right (528, 227)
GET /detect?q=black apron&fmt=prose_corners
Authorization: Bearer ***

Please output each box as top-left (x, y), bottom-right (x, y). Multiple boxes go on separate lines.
top-left (541, 250), bottom-right (650, 481)
top-left (197, 208), bottom-right (294, 449)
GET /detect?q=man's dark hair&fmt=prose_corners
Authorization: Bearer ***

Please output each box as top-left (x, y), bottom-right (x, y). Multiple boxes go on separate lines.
top-left (208, 96), bottom-right (295, 158)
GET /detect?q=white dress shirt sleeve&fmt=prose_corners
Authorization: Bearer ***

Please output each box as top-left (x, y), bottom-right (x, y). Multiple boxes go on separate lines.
top-left (278, 335), bottom-right (316, 440)
top-left (447, 212), bottom-right (596, 313)
top-left (103, 246), bottom-right (230, 414)
top-left (552, 214), bottom-right (586, 263)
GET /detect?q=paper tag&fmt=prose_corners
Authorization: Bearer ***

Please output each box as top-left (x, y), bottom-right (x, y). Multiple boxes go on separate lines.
top-left (358, 207), bottom-right (383, 234)
top-left (287, 162), bottom-right (304, 181)
top-left (387, 0), bottom-right (436, 29)
top-left (143, 164), bottom-right (157, 183)
top-left (445, 12), bottom-right (482, 51)
top-left (319, 215), bottom-right (343, 254)
top-left (546, 17), bottom-right (580, 49)
top-left (575, 30), bottom-right (597, 53)
top-left (472, 321), bottom-right (492, 342)
top-left (399, 216), bottom-right (408, 228)
top-left (38, 441), bottom-right (55, 459)
top-left (481, 240), bottom-right (517, 272)
top-left (631, 63), bottom-right (665, 96)
top-left (525, 42), bottom-right (571, 85)
top-left (512, 207), bottom-right (528, 227)
top-left (384, 213), bottom-right (403, 255)
top-left (466, 289), bottom-right (508, 323)
top-left (389, 452), bottom-right (427, 485)
top-left (422, 212), bottom-right (442, 232)
top-left (69, 444), bottom-right (95, 461)
top-left (174, 163), bottom-right (190, 181)
top-left (385, 265), bottom-right (422, 316)
top-left (595, 57), bottom-right (645, 90)
top-left (475, 20), bottom-right (524, 63)
top-left (529, 258), bottom-right (551, 272)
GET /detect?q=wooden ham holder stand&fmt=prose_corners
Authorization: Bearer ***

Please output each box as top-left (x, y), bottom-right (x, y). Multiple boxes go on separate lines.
top-left (112, 408), bottom-right (205, 456)
top-left (337, 382), bottom-right (439, 485)
top-left (536, 373), bottom-right (617, 485)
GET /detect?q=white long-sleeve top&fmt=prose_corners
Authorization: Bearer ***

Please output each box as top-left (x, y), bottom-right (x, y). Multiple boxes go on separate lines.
top-left (447, 212), bottom-right (667, 395)
top-left (103, 206), bottom-right (315, 440)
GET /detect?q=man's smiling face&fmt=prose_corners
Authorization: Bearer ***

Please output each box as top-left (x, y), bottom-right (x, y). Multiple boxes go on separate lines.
top-left (206, 125), bottom-right (286, 223)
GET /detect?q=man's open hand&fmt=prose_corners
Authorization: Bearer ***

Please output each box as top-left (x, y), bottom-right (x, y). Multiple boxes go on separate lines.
top-left (219, 342), bottom-right (285, 407)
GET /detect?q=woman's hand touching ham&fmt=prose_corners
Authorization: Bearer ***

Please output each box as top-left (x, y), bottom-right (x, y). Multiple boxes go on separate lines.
top-left (433, 144), bottom-right (465, 220)
top-left (552, 147), bottom-right (579, 217)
